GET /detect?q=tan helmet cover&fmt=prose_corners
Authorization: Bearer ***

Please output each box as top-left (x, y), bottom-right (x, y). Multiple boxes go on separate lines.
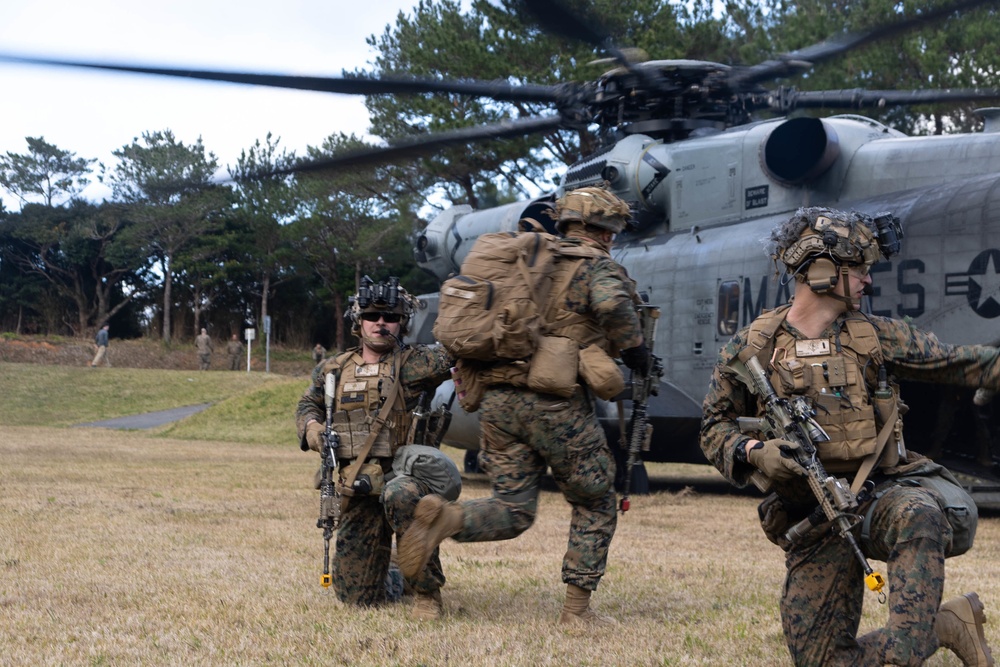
top-left (554, 186), bottom-right (631, 233)
top-left (778, 213), bottom-right (880, 277)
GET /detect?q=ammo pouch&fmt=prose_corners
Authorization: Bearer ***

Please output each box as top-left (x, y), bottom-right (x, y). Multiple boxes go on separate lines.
top-left (453, 360), bottom-right (487, 413)
top-left (391, 444), bottom-right (462, 501)
top-left (527, 335), bottom-right (579, 398)
top-left (578, 343), bottom-right (624, 400)
top-left (338, 462), bottom-right (385, 498)
top-left (862, 463), bottom-right (978, 558)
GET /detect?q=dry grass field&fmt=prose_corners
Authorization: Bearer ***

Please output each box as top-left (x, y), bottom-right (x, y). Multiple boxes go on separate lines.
top-left (2, 359), bottom-right (998, 665)
top-left (4, 423), bottom-right (1000, 666)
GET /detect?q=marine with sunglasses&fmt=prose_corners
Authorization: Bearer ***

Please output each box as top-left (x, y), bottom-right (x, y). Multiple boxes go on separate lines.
top-left (296, 276), bottom-right (454, 619)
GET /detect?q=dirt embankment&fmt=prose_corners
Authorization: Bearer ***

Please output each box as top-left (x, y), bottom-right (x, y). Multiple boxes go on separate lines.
top-left (0, 335), bottom-right (316, 376)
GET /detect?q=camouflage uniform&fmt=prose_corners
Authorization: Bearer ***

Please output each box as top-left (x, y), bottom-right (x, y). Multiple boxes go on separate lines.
top-left (226, 338), bottom-right (243, 371)
top-left (296, 344), bottom-right (452, 606)
top-left (447, 241), bottom-right (643, 591)
top-left (195, 331), bottom-right (213, 370)
top-left (702, 312), bottom-right (1000, 666)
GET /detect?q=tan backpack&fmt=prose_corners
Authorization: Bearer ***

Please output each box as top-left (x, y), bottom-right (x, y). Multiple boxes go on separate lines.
top-left (433, 231), bottom-right (577, 362)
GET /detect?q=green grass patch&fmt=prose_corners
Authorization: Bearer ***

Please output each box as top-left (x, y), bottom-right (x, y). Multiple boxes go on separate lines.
top-left (0, 362), bottom-right (295, 433)
top-left (156, 378), bottom-right (305, 445)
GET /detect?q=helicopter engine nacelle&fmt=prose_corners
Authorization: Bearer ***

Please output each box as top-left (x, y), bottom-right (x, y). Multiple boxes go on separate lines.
top-left (560, 133), bottom-right (672, 230)
top-left (414, 197), bottom-right (557, 282)
top-left (761, 117), bottom-right (841, 186)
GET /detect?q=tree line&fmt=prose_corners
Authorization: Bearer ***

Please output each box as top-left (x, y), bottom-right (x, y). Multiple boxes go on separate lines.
top-left (2, 0), bottom-right (996, 348)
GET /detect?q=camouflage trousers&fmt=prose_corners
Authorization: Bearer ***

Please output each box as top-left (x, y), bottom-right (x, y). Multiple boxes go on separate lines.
top-left (332, 472), bottom-right (445, 606)
top-left (198, 353), bottom-right (211, 370)
top-left (453, 386), bottom-right (617, 591)
top-left (780, 483), bottom-right (949, 666)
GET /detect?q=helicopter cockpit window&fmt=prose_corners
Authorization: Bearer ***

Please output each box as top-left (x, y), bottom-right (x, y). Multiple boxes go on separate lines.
top-left (717, 281), bottom-right (740, 337)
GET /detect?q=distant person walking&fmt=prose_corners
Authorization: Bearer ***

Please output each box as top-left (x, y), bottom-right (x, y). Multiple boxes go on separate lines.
top-left (90, 324), bottom-right (111, 367)
top-left (226, 334), bottom-right (244, 371)
top-left (312, 342), bottom-right (327, 365)
top-left (195, 328), bottom-right (214, 370)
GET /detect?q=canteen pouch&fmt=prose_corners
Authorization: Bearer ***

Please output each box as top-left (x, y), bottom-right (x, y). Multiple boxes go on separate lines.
top-left (527, 335), bottom-right (579, 398)
top-left (338, 462), bottom-right (385, 497)
top-left (452, 361), bottom-right (486, 413)
top-left (578, 343), bottom-right (625, 400)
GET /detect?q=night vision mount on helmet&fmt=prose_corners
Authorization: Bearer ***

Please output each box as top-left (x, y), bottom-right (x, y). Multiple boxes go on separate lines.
top-left (350, 276), bottom-right (417, 336)
top-left (775, 208), bottom-right (903, 299)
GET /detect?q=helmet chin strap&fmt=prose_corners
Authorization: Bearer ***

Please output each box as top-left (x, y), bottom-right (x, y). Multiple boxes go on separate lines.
top-left (834, 264), bottom-right (858, 308)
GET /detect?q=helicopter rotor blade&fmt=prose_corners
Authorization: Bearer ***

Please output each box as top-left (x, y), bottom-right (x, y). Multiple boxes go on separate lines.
top-left (517, 0), bottom-right (645, 71)
top-left (253, 114), bottom-right (567, 180)
top-left (0, 52), bottom-right (567, 105)
top-left (732, 0), bottom-right (1000, 88)
top-left (778, 87), bottom-right (1000, 111)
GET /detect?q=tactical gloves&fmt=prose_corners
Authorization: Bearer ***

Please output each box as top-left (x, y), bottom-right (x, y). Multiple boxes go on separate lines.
top-left (305, 421), bottom-right (326, 452)
top-left (746, 438), bottom-right (805, 482)
top-left (621, 343), bottom-right (651, 376)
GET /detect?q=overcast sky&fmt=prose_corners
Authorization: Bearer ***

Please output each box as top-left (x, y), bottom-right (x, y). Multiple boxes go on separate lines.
top-left (0, 0), bottom-right (422, 207)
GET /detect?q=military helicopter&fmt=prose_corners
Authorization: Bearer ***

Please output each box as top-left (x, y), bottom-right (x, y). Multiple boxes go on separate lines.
top-left (5, 0), bottom-right (1000, 499)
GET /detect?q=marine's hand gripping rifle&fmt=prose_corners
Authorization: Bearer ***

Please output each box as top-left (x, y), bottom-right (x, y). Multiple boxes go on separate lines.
top-left (317, 372), bottom-right (340, 588)
top-left (735, 355), bottom-right (886, 601)
top-left (619, 304), bottom-right (663, 513)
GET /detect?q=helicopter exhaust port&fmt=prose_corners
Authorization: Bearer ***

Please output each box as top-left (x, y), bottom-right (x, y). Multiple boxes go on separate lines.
top-left (761, 117), bottom-right (840, 186)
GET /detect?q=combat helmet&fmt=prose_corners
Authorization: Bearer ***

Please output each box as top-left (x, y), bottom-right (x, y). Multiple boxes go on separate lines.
top-left (553, 186), bottom-right (632, 234)
top-left (771, 206), bottom-right (902, 303)
top-left (349, 275), bottom-right (417, 337)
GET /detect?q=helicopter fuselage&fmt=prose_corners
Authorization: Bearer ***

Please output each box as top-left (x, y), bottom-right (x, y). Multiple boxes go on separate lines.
top-left (411, 113), bottom-right (1000, 479)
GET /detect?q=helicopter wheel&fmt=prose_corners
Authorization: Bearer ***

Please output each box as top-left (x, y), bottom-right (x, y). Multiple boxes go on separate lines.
top-left (464, 449), bottom-right (483, 474)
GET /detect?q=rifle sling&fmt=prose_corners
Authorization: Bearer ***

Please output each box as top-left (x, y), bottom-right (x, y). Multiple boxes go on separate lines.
top-left (850, 400), bottom-right (898, 496)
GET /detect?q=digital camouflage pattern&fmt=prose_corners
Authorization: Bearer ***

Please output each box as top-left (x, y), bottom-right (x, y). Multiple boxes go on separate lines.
top-left (445, 247), bottom-right (640, 591)
top-left (333, 475), bottom-right (445, 606)
top-left (782, 483), bottom-right (948, 666)
top-left (558, 238), bottom-right (644, 352)
top-left (295, 344), bottom-right (453, 606)
top-left (701, 311), bottom-right (1000, 665)
top-left (453, 387), bottom-right (617, 590)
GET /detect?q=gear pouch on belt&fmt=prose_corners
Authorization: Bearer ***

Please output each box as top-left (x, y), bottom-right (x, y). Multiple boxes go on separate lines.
top-left (527, 335), bottom-right (579, 398)
top-left (578, 344), bottom-right (624, 400)
top-left (338, 462), bottom-right (385, 498)
top-left (757, 493), bottom-right (793, 551)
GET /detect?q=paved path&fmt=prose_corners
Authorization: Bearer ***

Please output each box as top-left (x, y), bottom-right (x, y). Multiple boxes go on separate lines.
top-left (74, 403), bottom-right (213, 430)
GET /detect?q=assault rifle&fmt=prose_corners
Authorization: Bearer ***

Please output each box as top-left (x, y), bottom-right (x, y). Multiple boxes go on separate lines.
top-left (317, 372), bottom-right (340, 588)
top-left (619, 303), bottom-right (663, 513)
top-left (734, 354), bottom-right (886, 601)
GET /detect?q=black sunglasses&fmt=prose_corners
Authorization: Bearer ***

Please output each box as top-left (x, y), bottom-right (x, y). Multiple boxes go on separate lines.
top-left (360, 312), bottom-right (402, 323)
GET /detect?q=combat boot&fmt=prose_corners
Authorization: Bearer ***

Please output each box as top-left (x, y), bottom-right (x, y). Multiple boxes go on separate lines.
top-left (935, 592), bottom-right (995, 666)
top-left (398, 495), bottom-right (464, 579)
top-left (411, 589), bottom-right (444, 621)
top-left (558, 584), bottom-right (617, 626)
